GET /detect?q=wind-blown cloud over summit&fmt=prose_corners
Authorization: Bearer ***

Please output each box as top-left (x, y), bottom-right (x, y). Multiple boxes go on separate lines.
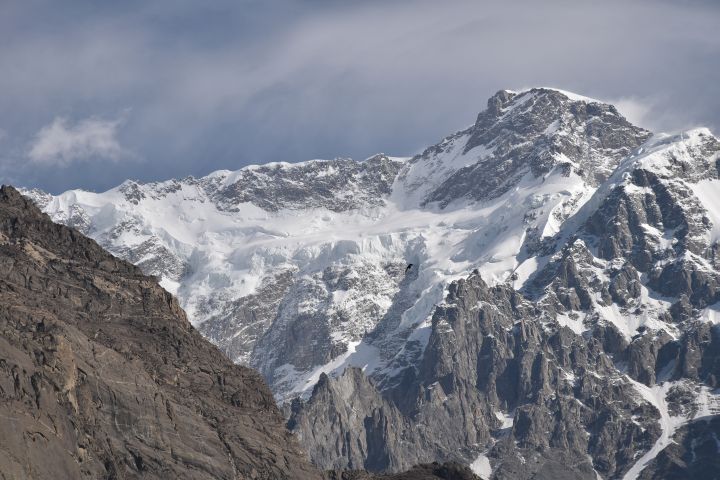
top-left (0, 0), bottom-right (718, 193)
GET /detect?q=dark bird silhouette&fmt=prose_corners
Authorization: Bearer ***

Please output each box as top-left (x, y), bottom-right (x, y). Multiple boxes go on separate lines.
top-left (405, 263), bottom-right (414, 273)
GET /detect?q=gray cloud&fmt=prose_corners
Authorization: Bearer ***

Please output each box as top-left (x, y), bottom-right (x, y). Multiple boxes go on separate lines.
top-left (0, 0), bottom-right (718, 193)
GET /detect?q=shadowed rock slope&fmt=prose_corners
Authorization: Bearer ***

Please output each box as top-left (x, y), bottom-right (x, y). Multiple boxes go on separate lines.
top-left (0, 185), bottom-right (324, 479)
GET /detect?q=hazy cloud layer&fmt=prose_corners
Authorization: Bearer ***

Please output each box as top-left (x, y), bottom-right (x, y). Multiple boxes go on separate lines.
top-left (29, 116), bottom-right (127, 166)
top-left (0, 0), bottom-right (718, 193)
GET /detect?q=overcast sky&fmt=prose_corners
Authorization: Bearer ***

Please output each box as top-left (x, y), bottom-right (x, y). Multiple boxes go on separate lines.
top-left (1, 0), bottom-right (719, 194)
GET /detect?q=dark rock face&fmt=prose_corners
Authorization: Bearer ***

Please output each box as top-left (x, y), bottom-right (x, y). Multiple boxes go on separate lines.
top-left (288, 368), bottom-right (420, 471)
top-left (199, 269), bottom-right (297, 364)
top-left (215, 154), bottom-right (403, 212)
top-left (0, 186), bottom-right (323, 480)
top-left (0, 185), bottom-right (469, 480)
top-left (290, 273), bottom-right (661, 478)
top-left (638, 417), bottom-right (720, 479)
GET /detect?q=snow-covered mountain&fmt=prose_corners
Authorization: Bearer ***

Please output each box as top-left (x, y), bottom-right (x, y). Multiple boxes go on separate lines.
top-left (22, 88), bottom-right (647, 393)
top-left (22, 87), bottom-right (720, 479)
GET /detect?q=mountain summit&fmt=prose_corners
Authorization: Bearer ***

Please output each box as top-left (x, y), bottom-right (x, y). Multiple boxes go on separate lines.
top-left (22, 88), bottom-right (720, 478)
top-left (398, 87), bottom-right (649, 207)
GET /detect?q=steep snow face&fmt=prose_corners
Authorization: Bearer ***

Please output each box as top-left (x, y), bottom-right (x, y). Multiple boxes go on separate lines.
top-left (22, 88), bottom-right (657, 400)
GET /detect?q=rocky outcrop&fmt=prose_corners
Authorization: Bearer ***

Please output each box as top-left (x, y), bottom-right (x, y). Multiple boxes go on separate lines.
top-left (199, 269), bottom-right (297, 364)
top-left (252, 261), bottom-right (409, 396)
top-left (638, 417), bottom-right (720, 479)
top-left (288, 369), bottom-right (419, 472)
top-left (0, 185), bottom-right (323, 480)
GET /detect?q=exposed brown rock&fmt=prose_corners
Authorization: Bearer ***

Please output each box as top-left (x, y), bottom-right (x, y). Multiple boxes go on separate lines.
top-left (0, 185), bottom-right (323, 480)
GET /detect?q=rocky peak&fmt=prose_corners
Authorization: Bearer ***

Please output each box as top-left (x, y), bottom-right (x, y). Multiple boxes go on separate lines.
top-left (484, 89), bottom-right (516, 117)
top-left (399, 88), bottom-right (651, 208)
top-left (479, 87), bottom-right (620, 121)
top-left (464, 87), bottom-right (650, 183)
